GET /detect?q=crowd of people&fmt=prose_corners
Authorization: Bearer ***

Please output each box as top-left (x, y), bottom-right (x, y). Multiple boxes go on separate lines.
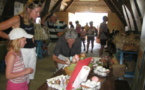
top-left (0, 0), bottom-right (110, 89)
top-left (68, 19), bottom-right (109, 55)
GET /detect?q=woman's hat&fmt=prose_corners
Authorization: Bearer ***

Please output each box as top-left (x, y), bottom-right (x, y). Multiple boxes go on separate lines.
top-left (65, 29), bottom-right (78, 39)
top-left (9, 28), bottom-right (33, 40)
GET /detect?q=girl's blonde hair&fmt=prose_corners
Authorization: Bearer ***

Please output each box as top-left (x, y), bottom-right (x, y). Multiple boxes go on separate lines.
top-left (21, 0), bottom-right (43, 25)
top-left (7, 38), bottom-right (23, 53)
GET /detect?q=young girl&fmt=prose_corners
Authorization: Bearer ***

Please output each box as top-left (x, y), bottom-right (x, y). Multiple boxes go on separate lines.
top-left (5, 28), bottom-right (33, 90)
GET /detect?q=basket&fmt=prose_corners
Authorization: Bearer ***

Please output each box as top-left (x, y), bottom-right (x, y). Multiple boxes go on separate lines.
top-left (64, 66), bottom-right (73, 76)
top-left (116, 43), bottom-right (123, 49)
top-left (122, 44), bottom-right (139, 52)
top-left (112, 64), bottom-right (126, 77)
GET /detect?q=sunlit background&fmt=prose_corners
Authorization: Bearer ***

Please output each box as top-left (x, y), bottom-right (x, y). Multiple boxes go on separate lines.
top-left (69, 12), bottom-right (108, 28)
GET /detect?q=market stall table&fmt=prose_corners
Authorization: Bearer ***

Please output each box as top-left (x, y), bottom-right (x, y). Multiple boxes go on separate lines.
top-left (37, 68), bottom-right (115, 90)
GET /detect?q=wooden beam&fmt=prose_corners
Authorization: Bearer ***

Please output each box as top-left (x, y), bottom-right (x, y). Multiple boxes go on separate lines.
top-left (104, 0), bottom-right (115, 12)
top-left (50, 0), bottom-right (62, 13)
top-left (134, 0), bottom-right (142, 24)
top-left (111, 0), bottom-right (126, 25)
top-left (121, 0), bottom-right (138, 31)
top-left (55, 4), bottom-right (62, 12)
top-left (41, 0), bottom-right (51, 18)
top-left (104, 0), bottom-right (127, 26)
top-left (121, 0), bottom-right (132, 13)
top-left (2, 0), bottom-right (15, 20)
top-left (123, 5), bottom-right (131, 30)
top-left (63, 0), bottom-right (75, 12)
top-left (15, 0), bottom-right (27, 3)
top-left (112, 0), bottom-right (123, 15)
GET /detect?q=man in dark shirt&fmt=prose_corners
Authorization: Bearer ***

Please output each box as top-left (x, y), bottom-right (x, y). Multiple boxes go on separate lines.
top-left (52, 29), bottom-right (81, 70)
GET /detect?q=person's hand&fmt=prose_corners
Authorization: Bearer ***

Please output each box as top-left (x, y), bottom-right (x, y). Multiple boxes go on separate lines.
top-left (57, 32), bottom-right (65, 36)
top-left (24, 68), bottom-right (34, 74)
top-left (65, 58), bottom-right (70, 65)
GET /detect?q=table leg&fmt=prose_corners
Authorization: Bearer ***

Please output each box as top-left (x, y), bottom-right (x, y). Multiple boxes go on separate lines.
top-left (120, 52), bottom-right (123, 64)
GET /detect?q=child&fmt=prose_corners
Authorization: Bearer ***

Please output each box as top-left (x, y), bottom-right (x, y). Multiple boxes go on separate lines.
top-left (80, 27), bottom-right (86, 51)
top-left (5, 28), bottom-right (33, 90)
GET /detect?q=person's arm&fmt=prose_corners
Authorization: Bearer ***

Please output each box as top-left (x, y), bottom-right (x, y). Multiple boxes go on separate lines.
top-left (52, 54), bottom-right (67, 64)
top-left (98, 24), bottom-right (104, 38)
top-left (94, 27), bottom-right (98, 37)
top-left (0, 15), bottom-right (20, 39)
top-left (5, 53), bottom-right (33, 79)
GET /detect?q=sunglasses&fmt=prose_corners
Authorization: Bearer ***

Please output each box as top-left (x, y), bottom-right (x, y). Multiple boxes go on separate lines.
top-left (33, 1), bottom-right (40, 4)
top-left (28, 0), bottom-right (42, 7)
